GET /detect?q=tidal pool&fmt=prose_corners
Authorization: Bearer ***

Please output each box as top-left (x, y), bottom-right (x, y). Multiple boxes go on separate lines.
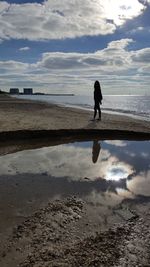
top-left (0, 140), bottom-right (150, 233)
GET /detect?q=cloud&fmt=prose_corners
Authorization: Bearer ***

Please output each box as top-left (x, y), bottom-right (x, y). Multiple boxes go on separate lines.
top-left (39, 39), bottom-right (133, 72)
top-left (107, 39), bottom-right (133, 49)
top-left (100, 0), bottom-right (145, 26)
top-left (145, 0), bottom-right (150, 4)
top-left (138, 65), bottom-right (150, 73)
top-left (0, 60), bottom-right (29, 72)
top-left (19, 46), bottom-right (30, 51)
top-left (0, 38), bottom-right (149, 94)
top-left (0, 0), bottom-right (147, 41)
top-left (131, 47), bottom-right (150, 63)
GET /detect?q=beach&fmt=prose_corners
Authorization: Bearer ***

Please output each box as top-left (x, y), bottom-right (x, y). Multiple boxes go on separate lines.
top-left (0, 94), bottom-right (150, 267)
top-left (0, 94), bottom-right (150, 134)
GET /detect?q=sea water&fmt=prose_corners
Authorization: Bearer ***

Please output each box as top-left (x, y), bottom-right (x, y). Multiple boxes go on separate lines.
top-left (17, 94), bottom-right (150, 120)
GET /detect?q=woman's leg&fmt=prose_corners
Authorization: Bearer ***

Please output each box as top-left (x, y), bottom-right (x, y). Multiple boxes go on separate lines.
top-left (98, 107), bottom-right (101, 120)
top-left (94, 108), bottom-right (97, 119)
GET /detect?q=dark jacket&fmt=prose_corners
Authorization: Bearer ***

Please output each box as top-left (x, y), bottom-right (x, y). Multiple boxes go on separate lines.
top-left (94, 89), bottom-right (103, 105)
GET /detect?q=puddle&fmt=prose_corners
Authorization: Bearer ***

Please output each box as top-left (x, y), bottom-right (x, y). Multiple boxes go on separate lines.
top-left (0, 140), bottom-right (150, 234)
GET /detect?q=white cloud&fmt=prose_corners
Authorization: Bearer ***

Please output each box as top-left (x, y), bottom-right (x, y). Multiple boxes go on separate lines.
top-left (19, 46), bottom-right (30, 51)
top-left (107, 39), bottom-right (133, 49)
top-left (0, 39), bottom-right (149, 94)
top-left (99, 0), bottom-right (145, 26)
top-left (0, 60), bottom-right (29, 72)
top-left (131, 48), bottom-right (150, 63)
top-left (39, 38), bottom-right (133, 73)
top-left (137, 26), bottom-right (144, 30)
top-left (138, 65), bottom-right (150, 73)
top-left (0, 1), bottom-right (9, 13)
top-left (0, 0), bottom-right (146, 41)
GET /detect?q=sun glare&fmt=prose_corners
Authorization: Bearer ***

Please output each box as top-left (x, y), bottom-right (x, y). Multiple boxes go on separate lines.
top-left (102, 0), bottom-right (145, 25)
top-left (105, 166), bottom-right (130, 181)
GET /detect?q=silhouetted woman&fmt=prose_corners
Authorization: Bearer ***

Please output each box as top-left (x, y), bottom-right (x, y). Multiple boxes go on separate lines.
top-left (93, 80), bottom-right (103, 120)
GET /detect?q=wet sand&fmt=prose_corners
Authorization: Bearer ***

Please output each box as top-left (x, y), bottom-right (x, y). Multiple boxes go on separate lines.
top-left (0, 94), bottom-right (150, 266)
top-left (0, 191), bottom-right (150, 267)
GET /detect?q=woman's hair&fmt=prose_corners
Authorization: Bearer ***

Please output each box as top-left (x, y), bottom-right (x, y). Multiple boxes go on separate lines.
top-left (94, 80), bottom-right (101, 91)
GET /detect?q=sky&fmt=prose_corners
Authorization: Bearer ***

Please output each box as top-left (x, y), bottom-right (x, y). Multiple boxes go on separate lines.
top-left (0, 0), bottom-right (150, 95)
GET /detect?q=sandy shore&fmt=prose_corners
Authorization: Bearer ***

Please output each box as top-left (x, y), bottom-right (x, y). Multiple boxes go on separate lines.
top-left (0, 94), bottom-right (150, 134)
top-left (0, 94), bottom-right (149, 156)
top-left (0, 94), bottom-right (150, 266)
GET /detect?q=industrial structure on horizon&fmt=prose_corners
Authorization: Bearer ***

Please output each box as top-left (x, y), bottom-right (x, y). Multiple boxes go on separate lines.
top-left (23, 88), bottom-right (33, 95)
top-left (9, 88), bottom-right (19, 94)
top-left (9, 88), bottom-right (33, 95)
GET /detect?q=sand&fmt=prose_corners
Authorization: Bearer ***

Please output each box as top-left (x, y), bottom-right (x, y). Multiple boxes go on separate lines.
top-left (1, 194), bottom-right (150, 267)
top-left (0, 94), bottom-right (150, 134)
top-left (0, 94), bottom-right (150, 266)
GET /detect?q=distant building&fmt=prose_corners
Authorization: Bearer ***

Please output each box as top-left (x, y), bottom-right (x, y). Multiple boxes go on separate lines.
top-left (9, 88), bottom-right (19, 94)
top-left (23, 88), bottom-right (33, 95)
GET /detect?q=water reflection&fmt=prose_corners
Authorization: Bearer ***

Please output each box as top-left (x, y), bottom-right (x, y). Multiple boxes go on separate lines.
top-left (106, 166), bottom-right (130, 181)
top-left (92, 140), bottom-right (101, 163)
top-left (0, 140), bottom-right (149, 203)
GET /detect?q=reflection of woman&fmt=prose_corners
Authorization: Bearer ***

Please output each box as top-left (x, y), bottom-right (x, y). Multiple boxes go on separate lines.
top-left (93, 80), bottom-right (103, 120)
top-left (92, 140), bottom-right (101, 163)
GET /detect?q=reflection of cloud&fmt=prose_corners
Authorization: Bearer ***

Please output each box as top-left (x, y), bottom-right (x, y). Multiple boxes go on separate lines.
top-left (0, 140), bottom-right (149, 199)
top-left (116, 188), bottom-right (133, 198)
top-left (127, 171), bottom-right (150, 196)
top-left (0, 144), bottom-right (133, 182)
top-left (0, 145), bottom-right (107, 179)
top-left (103, 140), bottom-right (150, 175)
top-left (0, 172), bottom-right (133, 230)
top-left (105, 164), bottom-right (132, 181)
top-left (104, 140), bottom-right (127, 147)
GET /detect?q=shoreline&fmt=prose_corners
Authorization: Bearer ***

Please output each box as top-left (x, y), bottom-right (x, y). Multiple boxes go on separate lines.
top-left (0, 94), bottom-right (150, 155)
top-left (0, 94), bottom-right (150, 134)
top-left (15, 94), bottom-right (150, 122)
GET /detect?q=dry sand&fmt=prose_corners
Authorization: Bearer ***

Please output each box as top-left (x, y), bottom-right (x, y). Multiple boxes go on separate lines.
top-left (0, 94), bottom-right (150, 267)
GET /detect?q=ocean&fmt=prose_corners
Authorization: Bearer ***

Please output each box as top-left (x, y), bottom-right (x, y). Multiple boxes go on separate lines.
top-left (16, 94), bottom-right (150, 121)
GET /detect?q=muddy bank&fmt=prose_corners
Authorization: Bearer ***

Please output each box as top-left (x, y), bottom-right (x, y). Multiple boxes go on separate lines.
top-left (0, 129), bottom-right (150, 156)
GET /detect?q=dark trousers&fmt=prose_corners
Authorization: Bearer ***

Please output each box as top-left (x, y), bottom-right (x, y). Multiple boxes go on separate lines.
top-left (94, 106), bottom-right (101, 119)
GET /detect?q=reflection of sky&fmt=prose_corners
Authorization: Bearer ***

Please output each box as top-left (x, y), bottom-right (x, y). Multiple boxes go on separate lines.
top-left (0, 140), bottom-right (150, 200)
top-left (106, 166), bottom-right (130, 181)
top-left (0, 142), bottom-right (133, 181)
top-left (103, 140), bottom-right (150, 175)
